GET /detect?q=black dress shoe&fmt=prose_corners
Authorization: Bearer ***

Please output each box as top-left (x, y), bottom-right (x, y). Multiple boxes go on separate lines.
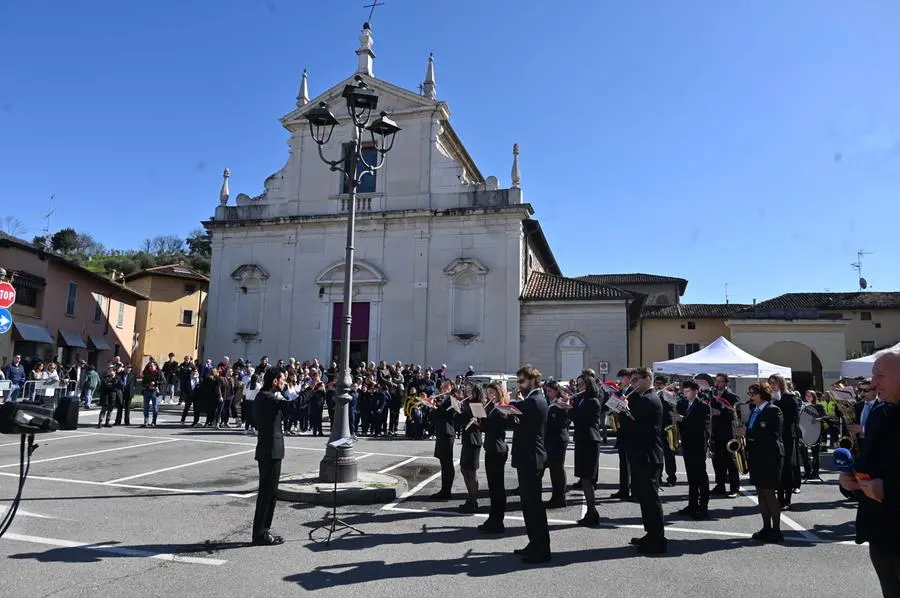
top-left (429, 491), bottom-right (452, 500)
top-left (767, 530), bottom-right (784, 543)
top-left (666, 478), bottom-right (677, 487)
top-left (477, 521), bottom-right (505, 534)
top-left (609, 491), bottom-right (630, 499)
top-left (458, 501), bottom-right (478, 513)
top-left (691, 509), bottom-right (709, 520)
top-left (544, 498), bottom-right (566, 509)
top-left (630, 535), bottom-right (648, 546)
top-left (637, 540), bottom-right (667, 555)
top-left (577, 510), bottom-right (601, 528)
top-left (513, 546), bottom-right (531, 555)
top-left (751, 528), bottom-right (772, 541)
top-left (521, 552), bottom-right (551, 565)
top-left (252, 533), bottom-right (285, 546)
top-left (676, 506), bottom-right (696, 516)
top-left (710, 485), bottom-right (727, 495)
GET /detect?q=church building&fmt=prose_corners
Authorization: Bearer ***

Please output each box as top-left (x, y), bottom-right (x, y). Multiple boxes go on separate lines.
top-left (204, 24), bottom-right (634, 380)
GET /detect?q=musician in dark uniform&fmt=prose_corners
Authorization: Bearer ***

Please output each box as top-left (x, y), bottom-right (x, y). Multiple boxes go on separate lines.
top-left (457, 384), bottom-right (485, 512)
top-left (543, 380), bottom-right (569, 509)
top-left (675, 380), bottom-right (710, 519)
top-left (625, 367), bottom-right (667, 554)
top-left (568, 374), bottom-right (603, 526)
top-left (510, 365), bottom-right (551, 564)
top-left (429, 380), bottom-right (457, 500)
top-left (745, 381), bottom-right (785, 542)
top-left (478, 381), bottom-right (511, 534)
top-left (252, 367), bottom-right (290, 546)
top-left (769, 374), bottom-right (799, 510)
top-left (655, 375), bottom-right (678, 486)
top-left (611, 369), bottom-right (634, 500)
top-left (707, 373), bottom-right (740, 497)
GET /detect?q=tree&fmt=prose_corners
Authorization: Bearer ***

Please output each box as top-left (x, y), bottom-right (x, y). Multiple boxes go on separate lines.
top-left (186, 228), bottom-right (210, 258)
top-left (32, 235), bottom-right (48, 249)
top-left (51, 228), bottom-right (80, 253)
top-left (0, 217), bottom-right (25, 237)
top-left (103, 256), bottom-right (139, 276)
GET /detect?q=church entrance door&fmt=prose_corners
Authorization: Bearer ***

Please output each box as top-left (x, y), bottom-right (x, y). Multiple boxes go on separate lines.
top-left (332, 302), bottom-right (370, 367)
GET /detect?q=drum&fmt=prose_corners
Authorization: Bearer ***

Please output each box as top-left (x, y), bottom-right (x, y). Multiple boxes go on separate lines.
top-left (798, 405), bottom-right (822, 447)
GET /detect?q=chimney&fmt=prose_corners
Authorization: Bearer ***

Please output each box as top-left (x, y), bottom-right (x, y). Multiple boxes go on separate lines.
top-left (752, 298), bottom-right (756, 305)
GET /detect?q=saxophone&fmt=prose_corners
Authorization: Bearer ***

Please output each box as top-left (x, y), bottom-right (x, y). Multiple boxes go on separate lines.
top-left (665, 423), bottom-right (680, 452)
top-left (725, 400), bottom-right (749, 475)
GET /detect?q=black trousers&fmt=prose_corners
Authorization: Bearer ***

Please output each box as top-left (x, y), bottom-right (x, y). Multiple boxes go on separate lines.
top-left (114, 395), bottom-right (132, 425)
top-left (181, 392), bottom-right (200, 423)
top-left (253, 458), bottom-right (282, 539)
top-left (662, 435), bottom-right (677, 482)
top-left (516, 467), bottom-right (550, 555)
top-left (631, 461), bottom-right (665, 540)
top-left (389, 409), bottom-right (400, 433)
top-left (684, 451), bottom-right (709, 509)
top-left (485, 451), bottom-right (507, 524)
top-left (310, 411), bottom-right (323, 436)
top-left (712, 438), bottom-right (740, 491)
top-left (800, 444), bottom-right (820, 478)
top-left (617, 445), bottom-right (631, 493)
top-left (870, 543), bottom-right (900, 598)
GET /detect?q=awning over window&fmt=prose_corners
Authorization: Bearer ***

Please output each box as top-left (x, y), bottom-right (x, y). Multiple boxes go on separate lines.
top-left (58, 329), bottom-right (88, 348)
top-left (88, 335), bottom-right (112, 351)
top-left (12, 322), bottom-right (53, 344)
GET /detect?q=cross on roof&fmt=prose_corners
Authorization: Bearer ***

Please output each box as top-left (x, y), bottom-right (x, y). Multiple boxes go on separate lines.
top-left (364, 0), bottom-right (384, 23)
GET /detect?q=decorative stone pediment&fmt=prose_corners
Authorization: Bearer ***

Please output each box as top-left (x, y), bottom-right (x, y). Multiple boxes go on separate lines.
top-left (231, 264), bottom-right (270, 282)
top-left (443, 257), bottom-right (489, 278)
top-left (315, 261), bottom-right (386, 287)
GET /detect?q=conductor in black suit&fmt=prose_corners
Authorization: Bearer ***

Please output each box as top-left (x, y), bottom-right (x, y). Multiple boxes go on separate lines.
top-left (511, 365), bottom-right (551, 564)
top-left (745, 381), bottom-right (785, 543)
top-left (429, 380), bottom-right (457, 500)
top-left (676, 380), bottom-right (710, 519)
top-left (768, 374), bottom-right (799, 510)
top-left (252, 367), bottom-right (289, 546)
top-left (625, 367), bottom-right (667, 554)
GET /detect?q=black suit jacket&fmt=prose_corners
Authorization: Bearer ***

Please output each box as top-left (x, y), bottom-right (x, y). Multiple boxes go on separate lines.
top-left (482, 403), bottom-right (509, 455)
top-left (746, 403), bottom-right (784, 476)
top-left (854, 402), bottom-right (900, 552)
top-left (625, 389), bottom-right (664, 466)
top-left (546, 403), bottom-right (571, 453)
top-left (254, 390), bottom-right (288, 461)
top-left (119, 372), bottom-right (135, 400)
top-left (775, 393), bottom-right (800, 444)
top-left (568, 394), bottom-right (602, 443)
top-left (430, 397), bottom-right (456, 437)
top-left (511, 389), bottom-right (549, 472)
top-left (456, 401), bottom-right (483, 447)
top-left (710, 391), bottom-right (736, 441)
top-left (680, 399), bottom-right (710, 458)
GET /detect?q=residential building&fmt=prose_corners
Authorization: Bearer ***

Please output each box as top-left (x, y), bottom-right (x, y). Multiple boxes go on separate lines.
top-left (0, 234), bottom-right (144, 369)
top-left (125, 264), bottom-right (209, 370)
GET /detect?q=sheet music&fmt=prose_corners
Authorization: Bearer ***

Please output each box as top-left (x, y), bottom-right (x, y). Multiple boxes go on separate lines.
top-left (450, 396), bottom-right (462, 413)
top-left (660, 390), bottom-right (678, 406)
top-left (495, 404), bottom-right (522, 415)
top-left (469, 402), bottom-right (487, 418)
top-left (606, 396), bottom-right (630, 414)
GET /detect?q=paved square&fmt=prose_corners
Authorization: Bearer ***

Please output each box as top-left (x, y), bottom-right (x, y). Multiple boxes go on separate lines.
top-left (0, 416), bottom-right (879, 597)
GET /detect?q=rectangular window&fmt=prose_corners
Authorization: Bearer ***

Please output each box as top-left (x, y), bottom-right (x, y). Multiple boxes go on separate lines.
top-left (687, 321), bottom-right (696, 330)
top-left (861, 311), bottom-right (872, 321)
top-left (65, 282), bottom-right (77, 316)
top-left (114, 344), bottom-right (121, 357)
top-left (116, 302), bottom-right (125, 328)
top-left (668, 343), bottom-right (701, 359)
top-left (13, 285), bottom-right (38, 308)
top-left (181, 309), bottom-right (194, 326)
top-left (861, 341), bottom-right (875, 355)
top-left (93, 293), bottom-right (105, 322)
top-left (341, 144), bottom-right (378, 194)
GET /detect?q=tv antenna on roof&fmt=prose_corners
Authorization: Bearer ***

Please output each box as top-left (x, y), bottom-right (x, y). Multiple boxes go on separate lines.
top-left (725, 282), bottom-right (731, 305)
top-left (42, 194), bottom-right (56, 237)
top-left (364, 0), bottom-right (384, 23)
top-left (851, 249), bottom-right (873, 291)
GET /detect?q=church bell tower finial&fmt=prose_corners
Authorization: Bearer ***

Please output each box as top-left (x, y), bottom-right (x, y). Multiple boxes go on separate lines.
top-left (219, 168), bottom-right (230, 206)
top-left (296, 69), bottom-right (309, 107)
top-left (356, 22), bottom-right (375, 76)
top-left (422, 53), bottom-right (436, 99)
top-left (511, 144), bottom-right (521, 188)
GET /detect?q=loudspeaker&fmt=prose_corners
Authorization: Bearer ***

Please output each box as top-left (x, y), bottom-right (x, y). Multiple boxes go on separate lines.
top-left (54, 396), bottom-right (81, 430)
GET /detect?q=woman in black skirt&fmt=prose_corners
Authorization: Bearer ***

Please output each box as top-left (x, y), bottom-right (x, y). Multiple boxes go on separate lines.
top-left (568, 374), bottom-right (604, 527)
top-left (543, 380), bottom-right (569, 509)
top-left (745, 382), bottom-right (785, 543)
top-left (458, 383), bottom-right (485, 512)
top-left (478, 381), bottom-right (510, 533)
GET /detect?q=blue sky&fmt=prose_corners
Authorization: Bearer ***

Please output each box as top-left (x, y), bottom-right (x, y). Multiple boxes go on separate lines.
top-left (2, 1), bottom-right (898, 304)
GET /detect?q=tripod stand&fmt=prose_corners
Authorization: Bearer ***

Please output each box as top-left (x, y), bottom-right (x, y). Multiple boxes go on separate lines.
top-left (308, 452), bottom-right (365, 546)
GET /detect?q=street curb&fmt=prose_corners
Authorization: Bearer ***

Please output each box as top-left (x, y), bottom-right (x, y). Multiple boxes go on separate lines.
top-left (276, 471), bottom-right (407, 505)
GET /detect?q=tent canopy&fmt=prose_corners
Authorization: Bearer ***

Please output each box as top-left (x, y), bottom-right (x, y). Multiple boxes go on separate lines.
top-left (652, 336), bottom-right (792, 379)
top-left (840, 341), bottom-right (900, 378)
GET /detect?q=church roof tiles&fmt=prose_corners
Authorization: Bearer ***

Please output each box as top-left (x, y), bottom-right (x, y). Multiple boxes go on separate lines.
top-left (521, 271), bottom-right (631, 302)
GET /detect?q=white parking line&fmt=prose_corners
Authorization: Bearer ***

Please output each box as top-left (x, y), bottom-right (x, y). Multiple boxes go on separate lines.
top-left (0, 471), bottom-right (252, 499)
top-left (0, 439), bottom-right (178, 469)
top-left (0, 433), bottom-right (99, 448)
top-left (356, 453), bottom-right (373, 461)
top-left (1, 533), bottom-right (226, 566)
top-left (104, 450), bottom-right (256, 484)
top-left (379, 456), bottom-right (417, 474)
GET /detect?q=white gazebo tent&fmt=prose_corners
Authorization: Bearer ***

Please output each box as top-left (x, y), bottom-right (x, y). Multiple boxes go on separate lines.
top-left (840, 341), bottom-right (900, 378)
top-left (652, 336), bottom-right (792, 379)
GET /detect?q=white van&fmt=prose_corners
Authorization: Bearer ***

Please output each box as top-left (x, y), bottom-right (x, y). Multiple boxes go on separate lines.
top-left (467, 373), bottom-right (518, 394)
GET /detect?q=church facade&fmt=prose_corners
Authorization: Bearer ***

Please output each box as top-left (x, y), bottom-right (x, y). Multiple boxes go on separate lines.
top-left (204, 25), bottom-right (632, 380)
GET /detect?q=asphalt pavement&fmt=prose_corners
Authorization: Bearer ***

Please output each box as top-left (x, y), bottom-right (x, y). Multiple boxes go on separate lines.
top-left (0, 413), bottom-right (880, 597)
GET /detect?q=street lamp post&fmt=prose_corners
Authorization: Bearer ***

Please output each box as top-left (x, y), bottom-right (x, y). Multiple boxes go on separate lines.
top-left (306, 76), bottom-right (400, 483)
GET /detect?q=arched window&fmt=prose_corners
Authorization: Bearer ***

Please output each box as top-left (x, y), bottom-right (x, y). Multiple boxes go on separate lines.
top-left (558, 334), bottom-right (587, 381)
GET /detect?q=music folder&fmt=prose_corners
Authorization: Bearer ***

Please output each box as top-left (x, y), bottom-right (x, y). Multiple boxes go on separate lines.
top-left (450, 396), bottom-right (462, 413)
top-left (494, 404), bottom-right (522, 416)
top-left (469, 402), bottom-right (487, 418)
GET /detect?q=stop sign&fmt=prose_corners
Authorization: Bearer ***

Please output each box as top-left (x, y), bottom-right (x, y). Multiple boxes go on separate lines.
top-left (0, 281), bottom-right (15, 309)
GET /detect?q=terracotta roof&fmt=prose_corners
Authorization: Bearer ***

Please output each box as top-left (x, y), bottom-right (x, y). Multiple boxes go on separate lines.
top-left (521, 271), bottom-right (631, 302)
top-left (733, 292), bottom-right (900, 318)
top-left (125, 263), bottom-right (209, 283)
top-left (0, 234), bottom-right (149, 301)
top-left (576, 273), bottom-right (688, 295)
top-left (642, 303), bottom-right (753, 319)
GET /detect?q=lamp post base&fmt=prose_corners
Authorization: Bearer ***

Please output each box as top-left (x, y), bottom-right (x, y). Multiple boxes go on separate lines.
top-left (318, 452), bottom-right (358, 484)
